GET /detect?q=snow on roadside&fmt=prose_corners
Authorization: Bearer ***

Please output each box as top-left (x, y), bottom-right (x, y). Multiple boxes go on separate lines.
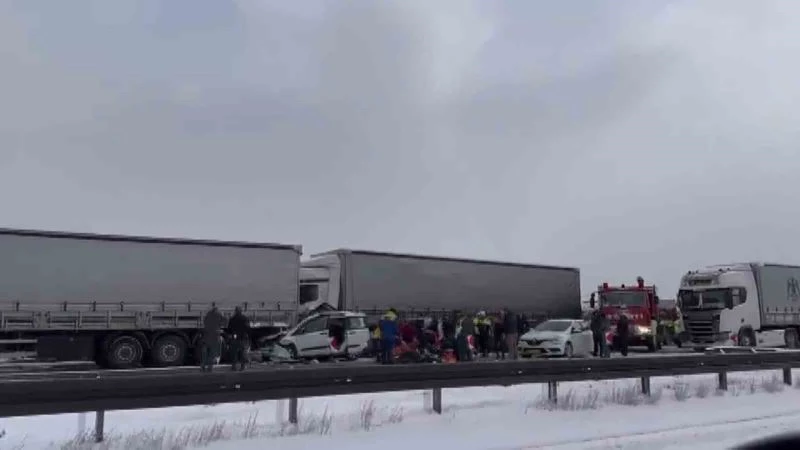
top-left (202, 391), bottom-right (800, 450)
top-left (0, 369), bottom-right (795, 449)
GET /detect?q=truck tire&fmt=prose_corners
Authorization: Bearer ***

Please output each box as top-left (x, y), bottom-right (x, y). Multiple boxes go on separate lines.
top-left (151, 334), bottom-right (188, 367)
top-left (106, 335), bottom-right (144, 369)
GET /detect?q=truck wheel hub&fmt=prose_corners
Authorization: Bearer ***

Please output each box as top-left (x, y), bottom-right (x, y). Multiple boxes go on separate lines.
top-left (116, 345), bottom-right (135, 362)
top-left (160, 343), bottom-right (178, 360)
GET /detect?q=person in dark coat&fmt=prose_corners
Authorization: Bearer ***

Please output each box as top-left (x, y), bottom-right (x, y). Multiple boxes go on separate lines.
top-left (457, 313), bottom-right (476, 362)
top-left (227, 306), bottom-right (250, 371)
top-left (590, 310), bottom-right (605, 357)
top-left (617, 314), bottom-right (630, 356)
top-left (503, 308), bottom-right (519, 360)
top-left (440, 315), bottom-right (455, 352)
top-left (201, 306), bottom-right (226, 372)
top-left (379, 312), bottom-right (398, 364)
top-left (494, 313), bottom-right (506, 359)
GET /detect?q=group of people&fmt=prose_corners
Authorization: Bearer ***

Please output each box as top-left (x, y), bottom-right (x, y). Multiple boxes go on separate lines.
top-left (372, 308), bottom-right (531, 364)
top-left (200, 305), bottom-right (251, 372)
top-left (589, 310), bottom-right (631, 357)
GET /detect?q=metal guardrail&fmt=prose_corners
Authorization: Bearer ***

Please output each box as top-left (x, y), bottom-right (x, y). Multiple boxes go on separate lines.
top-left (1, 352), bottom-right (799, 442)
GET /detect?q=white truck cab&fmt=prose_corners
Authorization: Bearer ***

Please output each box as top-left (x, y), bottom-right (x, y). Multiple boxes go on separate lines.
top-left (298, 254), bottom-right (341, 315)
top-left (679, 263), bottom-right (800, 349)
top-left (278, 311), bottom-right (369, 359)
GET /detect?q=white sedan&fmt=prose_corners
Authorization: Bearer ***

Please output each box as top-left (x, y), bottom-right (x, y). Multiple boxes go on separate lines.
top-left (517, 319), bottom-right (594, 358)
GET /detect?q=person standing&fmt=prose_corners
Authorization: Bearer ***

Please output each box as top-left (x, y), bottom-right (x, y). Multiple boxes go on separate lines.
top-left (503, 308), bottom-right (519, 360)
top-left (201, 306), bottom-right (226, 372)
top-left (590, 310), bottom-right (604, 357)
top-left (379, 311), bottom-right (398, 364)
top-left (227, 306), bottom-right (250, 371)
top-left (494, 312), bottom-right (506, 359)
top-left (475, 311), bottom-right (491, 358)
top-left (617, 314), bottom-right (630, 357)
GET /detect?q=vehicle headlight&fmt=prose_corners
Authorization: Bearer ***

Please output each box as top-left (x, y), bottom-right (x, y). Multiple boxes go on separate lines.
top-left (636, 325), bottom-right (651, 335)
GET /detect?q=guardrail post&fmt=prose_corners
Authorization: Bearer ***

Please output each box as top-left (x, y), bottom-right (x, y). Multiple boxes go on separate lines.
top-left (640, 376), bottom-right (651, 396)
top-left (94, 410), bottom-right (105, 443)
top-left (288, 397), bottom-right (298, 424)
top-left (547, 381), bottom-right (558, 404)
top-left (717, 371), bottom-right (728, 391)
top-left (783, 367), bottom-right (792, 386)
top-left (432, 388), bottom-right (442, 414)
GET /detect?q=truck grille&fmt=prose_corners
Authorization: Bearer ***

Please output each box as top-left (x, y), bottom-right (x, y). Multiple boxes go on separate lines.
top-left (683, 311), bottom-right (720, 343)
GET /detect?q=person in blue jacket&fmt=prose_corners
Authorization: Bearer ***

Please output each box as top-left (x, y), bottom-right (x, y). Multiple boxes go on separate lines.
top-left (379, 310), bottom-right (398, 364)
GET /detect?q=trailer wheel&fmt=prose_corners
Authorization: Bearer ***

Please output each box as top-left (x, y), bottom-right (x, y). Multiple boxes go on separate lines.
top-left (106, 335), bottom-right (144, 369)
top-left (151, 334), bottom-right (188, 367)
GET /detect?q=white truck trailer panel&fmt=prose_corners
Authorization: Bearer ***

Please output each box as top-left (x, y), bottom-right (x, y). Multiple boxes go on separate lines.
top-left (325, 249), bottom-right (582, 318)
top-left (0, 228), bottom-right (301, 330)
top-left (754, 264), bottom-right (800, 327)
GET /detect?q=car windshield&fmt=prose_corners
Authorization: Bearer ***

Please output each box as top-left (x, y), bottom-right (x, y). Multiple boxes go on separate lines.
top-left (534, 320), bottom-right (572, 332)
top-left (602, 291), bottom-right (647, 307)
top-left (679, 289), bottom-right (729, 309)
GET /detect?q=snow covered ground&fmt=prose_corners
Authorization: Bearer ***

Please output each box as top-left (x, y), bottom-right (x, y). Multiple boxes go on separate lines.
top-left (1, 369), bottom-right (799, 449)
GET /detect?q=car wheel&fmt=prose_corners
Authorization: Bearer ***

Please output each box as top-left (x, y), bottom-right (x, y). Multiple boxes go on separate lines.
top-left (285, 343), bottom-right (299, 360)
top-left (738, 329), bottom-right (756, 347)
top-left (564, 342), bottom-right (574, 358)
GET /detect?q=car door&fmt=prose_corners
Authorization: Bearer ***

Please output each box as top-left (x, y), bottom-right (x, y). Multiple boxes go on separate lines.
top-left (571, 321), bottom-right (593, 355)
top-left (345, 316), bottom-right (370, 356)
top-left (294, 316), bottom-right (330, 357)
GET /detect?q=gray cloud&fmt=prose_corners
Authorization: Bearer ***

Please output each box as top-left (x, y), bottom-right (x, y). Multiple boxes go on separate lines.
top-left (2, 0), bottom-right (799, 296)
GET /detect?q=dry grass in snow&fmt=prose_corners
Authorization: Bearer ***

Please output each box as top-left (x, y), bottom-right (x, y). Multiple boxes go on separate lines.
top-left (1, 372), bottom-right (794, 450)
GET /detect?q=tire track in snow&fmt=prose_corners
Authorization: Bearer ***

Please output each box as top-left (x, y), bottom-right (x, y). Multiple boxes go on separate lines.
top-left (493, 408), bottom-right (800, 449)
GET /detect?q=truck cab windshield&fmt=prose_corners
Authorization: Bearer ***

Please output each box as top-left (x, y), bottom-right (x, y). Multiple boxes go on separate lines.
top-left (601, 291), bottom-right (647, 307)
top-left (678, 289), bottom-right (730, 310)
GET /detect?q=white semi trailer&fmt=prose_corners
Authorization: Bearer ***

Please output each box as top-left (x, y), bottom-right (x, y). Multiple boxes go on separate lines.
top-left (298, 248), bottom-right (582, 322)
top-left (679, 263), bottom-right (800, 349)
top-left (0, 228), bottom-right (301, 369)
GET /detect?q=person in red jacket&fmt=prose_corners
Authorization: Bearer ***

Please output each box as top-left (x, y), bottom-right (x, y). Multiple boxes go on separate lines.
top-left (400, 321), bottom-right (415, 344)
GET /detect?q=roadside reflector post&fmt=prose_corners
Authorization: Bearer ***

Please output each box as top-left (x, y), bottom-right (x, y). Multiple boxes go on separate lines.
top-left (718, 371), bottom-right (728, 390)
top-left (640, 376), bottom-right (651, 395)
top-left (94, 410), bottom-right (105, 443)
top-left (783, 367), bottom-right (792, 385)
top-left (547, 381), bottom-right (558, 404)
top-left (432, 388), bottom-right (442, 414)
top-left (288, 397), bottom-right (298, 424)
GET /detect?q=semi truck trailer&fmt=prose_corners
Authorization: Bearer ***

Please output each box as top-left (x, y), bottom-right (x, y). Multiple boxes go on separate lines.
top-left (298, 249), bottom-right (582, 322)
top-left (679, 263), bottom-right (800, 349)
top-left (0, 228), bottom-right (301, 369)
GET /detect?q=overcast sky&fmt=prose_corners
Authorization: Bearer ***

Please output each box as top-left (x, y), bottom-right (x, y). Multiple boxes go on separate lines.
top-left (2, 0), bottom-right (799, 296)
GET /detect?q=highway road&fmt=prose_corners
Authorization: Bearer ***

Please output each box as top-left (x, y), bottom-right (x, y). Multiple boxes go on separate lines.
top-left (0, 347), bottom-right (699, 382)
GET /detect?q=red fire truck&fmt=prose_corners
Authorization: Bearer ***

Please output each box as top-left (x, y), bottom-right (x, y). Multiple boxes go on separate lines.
top-left (592, 277), bottom-right (663, 352)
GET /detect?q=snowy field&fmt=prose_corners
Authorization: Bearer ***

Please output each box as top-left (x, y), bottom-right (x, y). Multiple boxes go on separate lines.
top-left (2, 369), bottom-right (800, 449)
